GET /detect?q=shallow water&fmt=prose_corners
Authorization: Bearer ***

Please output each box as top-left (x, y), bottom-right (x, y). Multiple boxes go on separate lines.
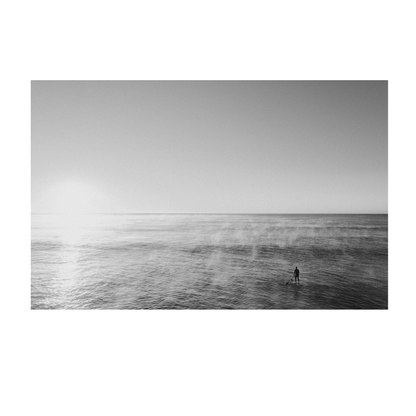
top-left (31, 214), bottom-right (388, 309)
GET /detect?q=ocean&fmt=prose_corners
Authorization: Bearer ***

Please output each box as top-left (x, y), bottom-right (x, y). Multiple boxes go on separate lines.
top-left (31, 214), bottom-right (388, 309)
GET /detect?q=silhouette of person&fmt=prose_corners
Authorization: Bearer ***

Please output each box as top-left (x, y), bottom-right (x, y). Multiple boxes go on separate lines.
top-left (294, 267), bottom-right (300, 284)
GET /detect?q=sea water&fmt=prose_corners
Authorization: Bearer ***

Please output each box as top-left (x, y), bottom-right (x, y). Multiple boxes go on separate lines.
top-left (31, 214), bottom-right (388, 309)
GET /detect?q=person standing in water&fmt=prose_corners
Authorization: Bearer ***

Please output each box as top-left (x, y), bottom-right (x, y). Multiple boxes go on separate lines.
top-left (294, 267), bottom-right (300, 284)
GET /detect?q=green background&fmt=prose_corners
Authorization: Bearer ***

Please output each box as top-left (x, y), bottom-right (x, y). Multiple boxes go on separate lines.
top-left (0, 1), bottom-right (415, 415)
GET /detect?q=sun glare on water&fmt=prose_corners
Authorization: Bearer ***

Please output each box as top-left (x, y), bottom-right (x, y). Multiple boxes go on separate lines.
top-left (47, 180), bottom-right (108, 244)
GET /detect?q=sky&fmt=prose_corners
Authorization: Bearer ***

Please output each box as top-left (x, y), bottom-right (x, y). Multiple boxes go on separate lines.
top-left (31, 81), bottom-right (387, 214)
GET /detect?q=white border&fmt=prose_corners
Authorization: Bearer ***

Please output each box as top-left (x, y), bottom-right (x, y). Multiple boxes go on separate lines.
top-left (15, 65), bottom-right (404, 326)
top-left (13, 68), bottom-right (15, 324)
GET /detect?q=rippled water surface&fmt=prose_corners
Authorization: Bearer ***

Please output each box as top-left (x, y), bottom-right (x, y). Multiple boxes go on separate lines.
top-left (31, 214), bottom-right (388, 309)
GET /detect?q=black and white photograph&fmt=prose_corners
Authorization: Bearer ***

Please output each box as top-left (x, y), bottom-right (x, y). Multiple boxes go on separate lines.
top-left (32, 81), bottom-right (387, 309)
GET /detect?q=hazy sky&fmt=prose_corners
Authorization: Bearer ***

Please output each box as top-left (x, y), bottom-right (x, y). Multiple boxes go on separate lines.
top-left (32, 81), bottom-right (387, 213)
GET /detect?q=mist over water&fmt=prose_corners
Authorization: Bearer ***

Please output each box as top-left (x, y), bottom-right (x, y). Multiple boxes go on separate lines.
top-left (31, 214), bottom-right (388, 309)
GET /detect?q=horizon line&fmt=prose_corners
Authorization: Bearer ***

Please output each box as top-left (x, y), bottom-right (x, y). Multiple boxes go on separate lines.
top-left (31, 212), bottom-right (388, 215)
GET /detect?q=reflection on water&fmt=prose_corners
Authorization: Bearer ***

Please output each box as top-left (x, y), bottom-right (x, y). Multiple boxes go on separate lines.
top-left (31, 214), bottom-right (388, 309)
